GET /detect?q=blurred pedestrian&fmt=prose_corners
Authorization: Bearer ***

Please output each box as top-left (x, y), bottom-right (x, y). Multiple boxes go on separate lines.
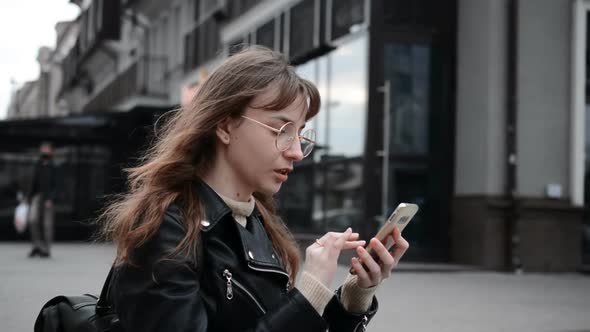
top-left (27, 142), bottom-right (57, 258)
top-left (99, 46), bottom-right (410, 332)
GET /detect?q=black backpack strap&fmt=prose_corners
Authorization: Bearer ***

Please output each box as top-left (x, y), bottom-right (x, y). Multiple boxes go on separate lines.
top-left (96, 266), bottom-right (114, 316)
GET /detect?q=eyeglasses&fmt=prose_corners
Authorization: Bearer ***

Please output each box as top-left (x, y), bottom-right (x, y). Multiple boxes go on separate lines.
top-left (241, 115), bottom-right (316, 158)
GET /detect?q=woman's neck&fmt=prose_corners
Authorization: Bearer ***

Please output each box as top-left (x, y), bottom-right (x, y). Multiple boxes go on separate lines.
top-left (201, 159), bottom-right (253, 202)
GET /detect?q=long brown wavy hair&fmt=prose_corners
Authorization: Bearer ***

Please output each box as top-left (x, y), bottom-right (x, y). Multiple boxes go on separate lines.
top-left (98, 46), bottom-right (320, 284)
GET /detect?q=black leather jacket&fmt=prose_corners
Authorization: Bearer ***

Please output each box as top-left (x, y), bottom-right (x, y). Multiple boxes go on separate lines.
top-left (110, 180), bottom-right (378, 332)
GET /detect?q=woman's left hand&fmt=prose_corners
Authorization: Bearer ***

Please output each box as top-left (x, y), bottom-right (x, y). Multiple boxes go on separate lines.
top-left (350, 227), bottom-right (410, 288)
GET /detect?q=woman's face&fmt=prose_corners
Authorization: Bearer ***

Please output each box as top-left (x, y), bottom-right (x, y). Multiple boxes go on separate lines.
top-left (224, 89), bottom-right (309, 195)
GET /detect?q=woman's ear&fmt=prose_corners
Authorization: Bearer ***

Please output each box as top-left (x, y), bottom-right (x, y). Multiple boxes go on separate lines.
top-left (215, 117), bottom-right (232, 145)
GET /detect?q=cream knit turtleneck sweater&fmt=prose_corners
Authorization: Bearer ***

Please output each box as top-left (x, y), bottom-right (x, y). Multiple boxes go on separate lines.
top-left (216, 192), bottom-right (378, 315)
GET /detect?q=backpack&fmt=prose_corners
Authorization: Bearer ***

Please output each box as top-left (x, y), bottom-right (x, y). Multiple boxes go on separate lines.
top-left (34, 267), bottom-right (122, 332)
top-left (34, 237), bottom-right (204, 332)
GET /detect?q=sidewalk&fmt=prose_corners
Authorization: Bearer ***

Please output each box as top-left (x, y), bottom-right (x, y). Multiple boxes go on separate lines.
top-left (1, 243), bottom-right (589, 332)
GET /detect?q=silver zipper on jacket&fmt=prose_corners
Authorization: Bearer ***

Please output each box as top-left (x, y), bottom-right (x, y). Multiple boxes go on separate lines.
top-left (222, 269), bottom-right (267, 314)
top-left (247, 263), bottom-right (291, 292)
top-left (354, 315), bottom-right (368, 332)
top-left (223, 269), bottom-right (234, 300)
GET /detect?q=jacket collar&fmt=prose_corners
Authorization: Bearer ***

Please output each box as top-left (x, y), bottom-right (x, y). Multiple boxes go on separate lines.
top-left (194, 178), bottom-right (286, 272)
top-left (194, 178), bottom-right (232, 232)
top-left (237, 214), bottom-right (285, 270)
top-left (194, 178), bottom-right (263, 232)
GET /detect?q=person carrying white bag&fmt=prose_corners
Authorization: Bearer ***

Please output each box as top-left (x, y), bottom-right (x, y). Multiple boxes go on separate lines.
top-left (14, 191), bottom-right (30, 234)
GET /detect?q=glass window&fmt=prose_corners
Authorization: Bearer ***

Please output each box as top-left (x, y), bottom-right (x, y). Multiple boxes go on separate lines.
top-left (318, 35), bottom-right (367, 231)
top-left (295, 57), bottom-right (328, 158)
top-left (183, 28), bottom-right (198, 72)
top-left (314, 57), bottom-right (329, 161)
top-left (150, 26), bottom-right (158, 57)
top-left (174, 7), bottom-right (182, 67)
top-left (280, 34), bottom-right (368, 233)
top-left (385, 44), bottom-right (430, 155)
top-left (279, 13), bottom-right (285, 53)
top-left (278, 60), bottom-right (318, 232)
top-left (289, 0), bottom-right (315, 59)
top-left (327, 35), bottom-right (368, 157)
top-left (198, 17), bottom-right (220, 64)
top-left (256, 19), bottom-right (275, 50)
top-left (161, 18), bottom-right (169, 57)
top-left (331, 0), bottom-right (365, 41)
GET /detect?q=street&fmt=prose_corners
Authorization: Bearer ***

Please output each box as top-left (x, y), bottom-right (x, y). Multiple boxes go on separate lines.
top-left (1, 243), bottom-right (589, 332)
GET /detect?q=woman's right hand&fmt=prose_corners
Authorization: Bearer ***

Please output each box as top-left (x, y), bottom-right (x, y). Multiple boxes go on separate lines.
top-left (303, 228), bottom-right (365, 288)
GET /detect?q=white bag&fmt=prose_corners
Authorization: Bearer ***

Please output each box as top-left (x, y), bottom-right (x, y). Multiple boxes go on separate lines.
top-left (14, 202), bottom-right (29, 234)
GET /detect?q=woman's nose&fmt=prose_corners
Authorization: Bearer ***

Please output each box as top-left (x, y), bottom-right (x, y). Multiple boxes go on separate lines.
top-left (283, 137), bottom-right (304, 161)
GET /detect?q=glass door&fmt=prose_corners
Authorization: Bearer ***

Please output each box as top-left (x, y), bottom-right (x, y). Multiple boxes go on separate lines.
top-left (373, 33), bottom-right (455, 261)
top-left (381, 40), bottom-right (435, 258)
top-left (362, 0), bottom-right (456, 261)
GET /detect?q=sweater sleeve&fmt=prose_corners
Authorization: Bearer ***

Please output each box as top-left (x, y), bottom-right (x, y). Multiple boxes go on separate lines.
top-left (340, 274), bottom-right (379, 314)
top-left (296, 271), bottom-right (334, 315)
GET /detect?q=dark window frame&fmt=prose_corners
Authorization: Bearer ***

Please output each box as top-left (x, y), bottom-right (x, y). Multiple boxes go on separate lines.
top-left (255, 19), bottom-right (276, 50)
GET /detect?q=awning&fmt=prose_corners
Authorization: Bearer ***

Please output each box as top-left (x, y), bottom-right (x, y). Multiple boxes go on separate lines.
top-left (0, 107), bottom-right (166, 152)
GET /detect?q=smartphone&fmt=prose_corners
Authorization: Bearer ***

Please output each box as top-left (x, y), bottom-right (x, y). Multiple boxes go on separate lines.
top-left (351, 203), bottom-right (419, 274)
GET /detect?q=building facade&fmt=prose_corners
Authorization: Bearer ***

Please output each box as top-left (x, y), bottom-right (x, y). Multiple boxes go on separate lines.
top-left (2, 0), bottom-right (589, 271)
top-left (454, 0), bottom-right (587, 271)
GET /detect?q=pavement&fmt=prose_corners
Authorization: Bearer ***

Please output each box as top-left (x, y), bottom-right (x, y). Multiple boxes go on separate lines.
top-left (1, 242), bottom-right (589, 332)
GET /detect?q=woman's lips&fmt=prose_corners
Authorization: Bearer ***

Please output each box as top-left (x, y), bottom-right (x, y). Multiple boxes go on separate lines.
top-left (273, 170), bottom-right (289, 182)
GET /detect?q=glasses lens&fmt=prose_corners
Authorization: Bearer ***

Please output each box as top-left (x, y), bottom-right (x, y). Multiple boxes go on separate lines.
top-left (300, 129), bottom-right (316, 157)
top-left (277, 122), bottom-right (296, 151)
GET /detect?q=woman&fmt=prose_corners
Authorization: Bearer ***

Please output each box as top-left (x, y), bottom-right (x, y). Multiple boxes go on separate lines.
top-left (100, 46), bottom-right (409, 332)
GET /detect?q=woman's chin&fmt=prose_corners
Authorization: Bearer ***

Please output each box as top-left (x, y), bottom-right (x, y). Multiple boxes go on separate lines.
top-left (259, 181), bottom-right (282, 195)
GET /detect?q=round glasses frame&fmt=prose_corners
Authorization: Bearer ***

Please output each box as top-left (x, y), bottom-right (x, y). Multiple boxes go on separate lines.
top-left (241, 115), bottom-right (316, 158)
